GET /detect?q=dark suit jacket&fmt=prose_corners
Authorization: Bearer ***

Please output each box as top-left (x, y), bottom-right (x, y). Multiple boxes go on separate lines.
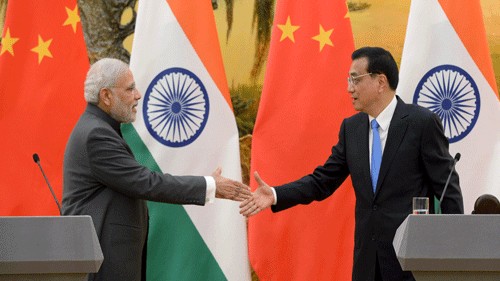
top-left (272, 96), bottom-right (464, 281)
top-left (62, 104), bottom-right (207, 281)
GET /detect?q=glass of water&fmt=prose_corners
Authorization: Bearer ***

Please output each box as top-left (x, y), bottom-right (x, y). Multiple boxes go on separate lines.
top-left (413, 197), bottom-right (429, 214)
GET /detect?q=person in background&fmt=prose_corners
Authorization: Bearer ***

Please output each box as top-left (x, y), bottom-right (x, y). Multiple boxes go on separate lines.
top-left (62, 58), bottom-right (251, 281)
top-left (240, 47), bottom-right (464, 281)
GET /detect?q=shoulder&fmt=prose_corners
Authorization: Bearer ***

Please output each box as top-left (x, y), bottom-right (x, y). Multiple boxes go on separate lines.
top-left (344, 111), bottom-right (367, 125)
top-left (404, 102), bottom-right (434, 117)
top-left (69, 111), bottom-right (119, 146)
top-left (395, 96), bottom-right (440, 123)
top-left (392, 98), bottom-right (446, 140)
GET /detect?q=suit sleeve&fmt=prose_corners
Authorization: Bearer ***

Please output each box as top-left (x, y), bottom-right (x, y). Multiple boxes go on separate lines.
top-left (421, 113), bottom-right (464, 213)
top-left (87, 127), bottom-right (206, 205)
top-left (272, 120), bottom-right (350, 212)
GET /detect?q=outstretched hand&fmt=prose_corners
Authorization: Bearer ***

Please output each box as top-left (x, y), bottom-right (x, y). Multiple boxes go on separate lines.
top-left (212, 167), bottom-right (251, 201)
top-left (240, 171), bottom-right (275, 217)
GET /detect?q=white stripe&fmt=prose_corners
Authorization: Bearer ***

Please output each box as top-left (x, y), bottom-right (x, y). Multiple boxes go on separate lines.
top-left (398, 0), bottom-right (500, 213)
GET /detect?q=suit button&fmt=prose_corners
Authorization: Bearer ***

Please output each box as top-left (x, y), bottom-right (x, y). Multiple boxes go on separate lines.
top-left (371, 235), bottom-right (376, 241)
top-left (373, 205), bottom-right (377, 211)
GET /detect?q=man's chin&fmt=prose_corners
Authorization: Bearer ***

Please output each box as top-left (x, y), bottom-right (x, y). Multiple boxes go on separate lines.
top-left (119, 115), bottom-right (136, 124)
top-left (124, 117), bottom-right (136, 124)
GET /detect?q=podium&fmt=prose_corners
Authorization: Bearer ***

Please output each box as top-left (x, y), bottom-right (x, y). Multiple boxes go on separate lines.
top-left (393, 214), bottom-right (500, 281)
top-left (0, 216), bottom-right (103, 281)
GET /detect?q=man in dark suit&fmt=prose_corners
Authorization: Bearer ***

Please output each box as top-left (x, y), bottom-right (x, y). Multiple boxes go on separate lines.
top-left (240, 47), bottom-right (464, 281)
top-left (62, 58), bottom-right (250, 281)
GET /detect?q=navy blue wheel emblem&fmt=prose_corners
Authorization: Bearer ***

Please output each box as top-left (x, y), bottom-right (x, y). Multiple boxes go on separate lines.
top-left (143, 67), bottom-right (209, 147)
top-left (413, 64), bottom-right (480, 143)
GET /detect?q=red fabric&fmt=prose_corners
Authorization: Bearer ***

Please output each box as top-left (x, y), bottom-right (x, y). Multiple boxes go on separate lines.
top-left (249, 1), bottom-right (356, 280)
top-left (0, 0), bottom-right (88, 215)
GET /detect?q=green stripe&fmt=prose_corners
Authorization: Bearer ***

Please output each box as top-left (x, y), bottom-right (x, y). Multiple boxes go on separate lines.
top-left (122, 124), bottom-right (227, 281)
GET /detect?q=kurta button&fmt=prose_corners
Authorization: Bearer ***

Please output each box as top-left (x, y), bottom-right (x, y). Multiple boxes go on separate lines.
top-left (373, 205), bottom-right (377, 211)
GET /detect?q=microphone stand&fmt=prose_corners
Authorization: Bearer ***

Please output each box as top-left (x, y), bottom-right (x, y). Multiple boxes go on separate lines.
top-left (33, 153), bottom-right (62, 216)
top-left (437, 153), bottom-right (461, 214)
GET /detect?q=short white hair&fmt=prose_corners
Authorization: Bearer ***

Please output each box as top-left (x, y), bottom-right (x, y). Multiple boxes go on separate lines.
top-left (84, 58), bottom-right (130, 104)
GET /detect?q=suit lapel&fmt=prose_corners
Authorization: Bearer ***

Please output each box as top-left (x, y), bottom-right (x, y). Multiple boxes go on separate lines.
top-left (354, 113), bottom-right (374, 198)
top-left (375, 97), bottom-right (409, 194)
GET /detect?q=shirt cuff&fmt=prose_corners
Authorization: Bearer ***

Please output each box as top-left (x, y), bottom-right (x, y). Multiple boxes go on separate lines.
top-left (271, 187), bottom-right (277, 205)
top-left (204, 176), bottom-right (216, 204)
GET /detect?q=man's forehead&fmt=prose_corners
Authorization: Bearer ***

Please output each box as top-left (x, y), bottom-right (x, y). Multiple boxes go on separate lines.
top-left (116, 70), bottom-right (134, 86)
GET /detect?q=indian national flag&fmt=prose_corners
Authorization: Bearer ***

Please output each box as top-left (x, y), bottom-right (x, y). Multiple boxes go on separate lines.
top-left (122, 0), bottom-right (250, 280)
top-left (398, 0), bottom-right (500, 213)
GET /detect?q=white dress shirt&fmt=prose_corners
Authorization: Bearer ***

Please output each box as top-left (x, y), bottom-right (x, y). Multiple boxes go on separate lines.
top-left (368, 95), bottom-right (397, 167)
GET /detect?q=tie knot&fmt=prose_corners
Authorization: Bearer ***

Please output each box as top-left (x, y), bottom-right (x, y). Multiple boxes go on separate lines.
top-left (371, 119), bottom-right (379, 129)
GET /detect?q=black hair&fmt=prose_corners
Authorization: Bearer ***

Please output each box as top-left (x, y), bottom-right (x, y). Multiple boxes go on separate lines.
top-left (351, 47), bottom-right (399, 90)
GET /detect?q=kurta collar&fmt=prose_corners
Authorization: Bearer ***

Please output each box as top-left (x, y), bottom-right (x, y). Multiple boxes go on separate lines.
top-left (85, 103), bottom-right (122, 136)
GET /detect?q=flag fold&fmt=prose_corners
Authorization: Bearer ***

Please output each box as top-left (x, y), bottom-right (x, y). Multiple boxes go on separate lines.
top-left (249, 0), bottom-right (356, 280)
top-left (398, 0), bottom-right (500, 213)
top-left (125, 0), bottom-right (250, 280)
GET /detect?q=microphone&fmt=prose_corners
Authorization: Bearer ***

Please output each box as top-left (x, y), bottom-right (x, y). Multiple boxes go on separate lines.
top-left (32, 153), bottom-right (62, 216)
top-left (438, 153), bottom-right (461, 214)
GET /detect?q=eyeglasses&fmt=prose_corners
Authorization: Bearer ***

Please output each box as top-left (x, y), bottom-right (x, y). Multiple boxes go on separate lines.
top-left (347, 72), bottom-right (373, 86)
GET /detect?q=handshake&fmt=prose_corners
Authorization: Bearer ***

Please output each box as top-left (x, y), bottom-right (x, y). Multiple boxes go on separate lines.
top-left (213, 168), bottom-right (273, 217)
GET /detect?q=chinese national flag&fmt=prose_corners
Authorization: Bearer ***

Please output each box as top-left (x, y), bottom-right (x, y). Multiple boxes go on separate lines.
top-left (249, 0), bottom-right (356, 280)
top-left (0, 0), bottom-right (88, 215)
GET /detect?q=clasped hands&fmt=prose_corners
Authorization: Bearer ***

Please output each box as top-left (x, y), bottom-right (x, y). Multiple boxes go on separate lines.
top-left (211, 168), bottom-right (273, 217)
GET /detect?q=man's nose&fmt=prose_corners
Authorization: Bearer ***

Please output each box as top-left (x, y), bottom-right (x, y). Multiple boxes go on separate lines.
top-left (347, 82), bottom-right (354, 93)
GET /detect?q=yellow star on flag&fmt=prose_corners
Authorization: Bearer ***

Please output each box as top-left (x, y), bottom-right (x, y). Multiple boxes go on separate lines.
top-left (63, 5), bottom-right (81, 33)
top-left (312, 24), bottom-right (333, 51)
top-left (31, 35), bottom-right (53, 64)
top-left (277, 16), bottom-right (300, 43)
top-left (345, 1), bottom-right (350, 18)
top-left (1, 28), bottom-right (20, 56)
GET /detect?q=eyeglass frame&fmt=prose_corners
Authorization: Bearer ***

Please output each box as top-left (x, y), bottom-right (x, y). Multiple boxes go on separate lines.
top-left (347, 72), bottom-right (373, 86)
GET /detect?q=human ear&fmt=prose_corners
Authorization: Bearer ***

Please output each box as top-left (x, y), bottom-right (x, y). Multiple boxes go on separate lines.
top-left (99, 88), bottom-right (113, 107)
top-left (378, 74), bottom-right (388, 92)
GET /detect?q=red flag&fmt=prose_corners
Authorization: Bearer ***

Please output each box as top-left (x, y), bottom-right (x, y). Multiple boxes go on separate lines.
top-left (0, 0), bottom-right (88, 215)
top-left (249, 1), bottom-right (356, 280)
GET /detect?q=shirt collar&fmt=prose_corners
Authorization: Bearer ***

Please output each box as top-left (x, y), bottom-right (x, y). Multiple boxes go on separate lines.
top-left (368, 95), bottom-right (397, 131)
